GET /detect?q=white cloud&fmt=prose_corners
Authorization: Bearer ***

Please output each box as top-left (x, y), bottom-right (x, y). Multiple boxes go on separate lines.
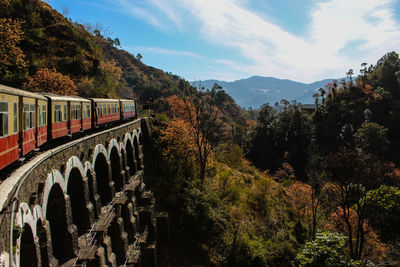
top-left (113, 0), bottom-right (400, 82)
top-left (126, 46), bottom-right (202, 58)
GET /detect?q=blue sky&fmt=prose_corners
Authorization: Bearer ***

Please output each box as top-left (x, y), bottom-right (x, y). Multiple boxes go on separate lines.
top-left (49, 0), bottom-right (400, 83)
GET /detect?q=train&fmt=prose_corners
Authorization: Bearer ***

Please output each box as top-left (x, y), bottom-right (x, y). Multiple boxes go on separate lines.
top-left (0, 84), bottom-right (137, 171)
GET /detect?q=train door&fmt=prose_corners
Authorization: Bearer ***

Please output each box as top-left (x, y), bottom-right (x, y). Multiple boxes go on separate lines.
top-left (37, 100), bottom-right (47, 146)
top-left (21, 97), bottom-right (36, 156)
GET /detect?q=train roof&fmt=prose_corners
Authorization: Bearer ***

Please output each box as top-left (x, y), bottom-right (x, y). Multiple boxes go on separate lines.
top-left (0, 84), bottom-right (47, 100)
top-left (120, 99), bottom-right (135, 103)
top-left (38, 93), bottom-right (91, 103)
top-left (89, 98), bottom-right (120, 103)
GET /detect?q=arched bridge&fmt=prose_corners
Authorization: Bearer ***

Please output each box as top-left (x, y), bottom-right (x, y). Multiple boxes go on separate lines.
top-left (0, 118), bottom-right (165, 267)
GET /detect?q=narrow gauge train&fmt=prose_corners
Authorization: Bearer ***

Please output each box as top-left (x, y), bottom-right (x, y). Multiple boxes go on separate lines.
top-left (0, 84), bottom-right (137, 171)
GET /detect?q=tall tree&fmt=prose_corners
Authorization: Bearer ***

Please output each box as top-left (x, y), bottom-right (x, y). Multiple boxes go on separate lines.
top-left (167, 95), bottom-right (222, 182)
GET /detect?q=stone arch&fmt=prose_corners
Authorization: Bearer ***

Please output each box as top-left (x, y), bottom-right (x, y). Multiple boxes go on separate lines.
top-left (64, 156), bottom-right (85, 186)
top-left (93, 144), bottom-right (113, 205)
top-left (41, 170), bottom-right (66, 216)
top-left (17, 203), bottom-right (36, 237)
top-left (32, 205), bottom-right (44, 226)
top-left (45, 183), bottom-right (75, 264)
top-left (19, 223), bottom-right (38, 267)
top-left (124, 133), bottom-right (135, 176)
top-left (108, 139), bottom-right (124, 192)
top-left (36, 219), bottom-right (49, 267)
top-left (107, 139), bottom-right (121, 156)
top-left (65, 165), bottom-right (91, 234)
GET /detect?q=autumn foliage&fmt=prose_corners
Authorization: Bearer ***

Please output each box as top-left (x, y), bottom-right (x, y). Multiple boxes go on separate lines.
top-left (161, 118), bottom-right (196, 170)
top-left (23, 68), bottom-right (78, 96)
top-left (286, 181), bottom-right (313, 221)
top-left (326, 207), bottom-right (387, 263)
top-left (0, 18), bottom-right (26, 82)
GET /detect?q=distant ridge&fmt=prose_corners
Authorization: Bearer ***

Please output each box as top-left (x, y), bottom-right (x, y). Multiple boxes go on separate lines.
top-left (191, 76), bottom-right (340, 108)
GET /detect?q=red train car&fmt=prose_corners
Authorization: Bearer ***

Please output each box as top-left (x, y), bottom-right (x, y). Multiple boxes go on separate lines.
top-left (44, 95), bottom-right (92, 139)
top-left (68, 97), bottom-right (91, 134)
top-left (120, 99), bottom-right (136, 120)
top-left (0, 85), bottom-right (47, 170)
top-left (90, 98), bottom-right (120, 127)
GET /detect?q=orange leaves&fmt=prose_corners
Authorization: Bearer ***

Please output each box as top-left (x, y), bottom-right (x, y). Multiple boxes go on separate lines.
top-left (362, 83), bottom-right (384, 104)
top-left (286, 181), bottom-right (313, 221)
top-left (246, 119), bottom-right (257, 130)
top-left (23, 68), bottom-right (78, 95)
top-left (101, 59), bottom-right (122, 82)
top-left (0, 18), bottom-right (26, 77)
top-left (166, 95), bottom-right (196, 122)
top-left (160, 118), bottom-right (196, 163)
top-left (326, 207), bottom-right (387, 263)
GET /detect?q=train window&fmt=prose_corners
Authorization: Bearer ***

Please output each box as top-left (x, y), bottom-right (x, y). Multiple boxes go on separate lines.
top-left (63, 105), bottom-right (67, 121)
top-left (13, 102), bottom-right (17, 133)
top-left (38, 105), bottom-right (41, 126)
top-left (54, 105), bottom-right (61, 122)
top-left (77, 105), bottom-right (81, 119)
top-left (87, 105), bottom-right (90, 118)
top-left (23, 104), bottom-right (29, 130)
top-left (42, 105), bottom-right (46, 126)
top-left (71, 105), bottom-right (77, 120)
top-left (103, 104), bottom-right (106, 115)
top-left (107, 104), bottom-right (110, 114)
top-left (30, 104), bottom-right (35, 128)
top-left (0, 102), bottom-right (8, 137)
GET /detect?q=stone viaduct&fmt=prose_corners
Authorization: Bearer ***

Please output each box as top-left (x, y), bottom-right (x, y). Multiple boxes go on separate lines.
top-left (0, 118), bottom-right (166, 267)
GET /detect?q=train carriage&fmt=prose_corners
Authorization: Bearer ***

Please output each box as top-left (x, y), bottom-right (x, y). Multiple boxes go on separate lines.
top-left (43, 95), bottom-right (68, 139)
top-left (43, 95), bottom-right (92, 139)
top-left (90, 98), bottom-right (120, 127)
top-left (120, 99), bottom-right (136, 120)
top-left (0, 85), bottom-right (47, 170)
top-left (68, 97), bottom-right (91, 134)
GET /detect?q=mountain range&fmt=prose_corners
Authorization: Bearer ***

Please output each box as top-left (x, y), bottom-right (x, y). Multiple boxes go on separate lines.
top-left (192, 76), bottom-right (340, 108)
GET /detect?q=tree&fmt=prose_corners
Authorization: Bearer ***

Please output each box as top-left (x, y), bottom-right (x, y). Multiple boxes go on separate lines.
top-left (23, 68), bottom-right (78, 95)
top-left (325, 147), bottom-right (397, 261)
top-left (296, 231), bottom-right (361, 266)
top-left (99, 59), bottom-right (122, 98)
top-left (0, 18), bottom-right (26, 84)
top-left (326, 206), bottom-right (387, 263)
top-left (167, 95), bottom-right (222, 183)
top-left (286, 181), bottom-right (312, 223)
top-left (136, 53), bottom-right (142, 61)
top-left (354, 122), bottom-right (389, 156)
top-left (160, 118), bottom-right (196, 178)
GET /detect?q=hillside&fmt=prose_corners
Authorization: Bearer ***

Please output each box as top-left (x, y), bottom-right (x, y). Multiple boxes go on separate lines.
top-left (0, 0), bottom-right (246, 126)
top-left (193, 76), bottom-right (340, 108)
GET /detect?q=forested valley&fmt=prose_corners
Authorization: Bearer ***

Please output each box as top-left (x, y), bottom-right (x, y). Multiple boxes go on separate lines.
top-left (1, 0), bottom-right (400, 266)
